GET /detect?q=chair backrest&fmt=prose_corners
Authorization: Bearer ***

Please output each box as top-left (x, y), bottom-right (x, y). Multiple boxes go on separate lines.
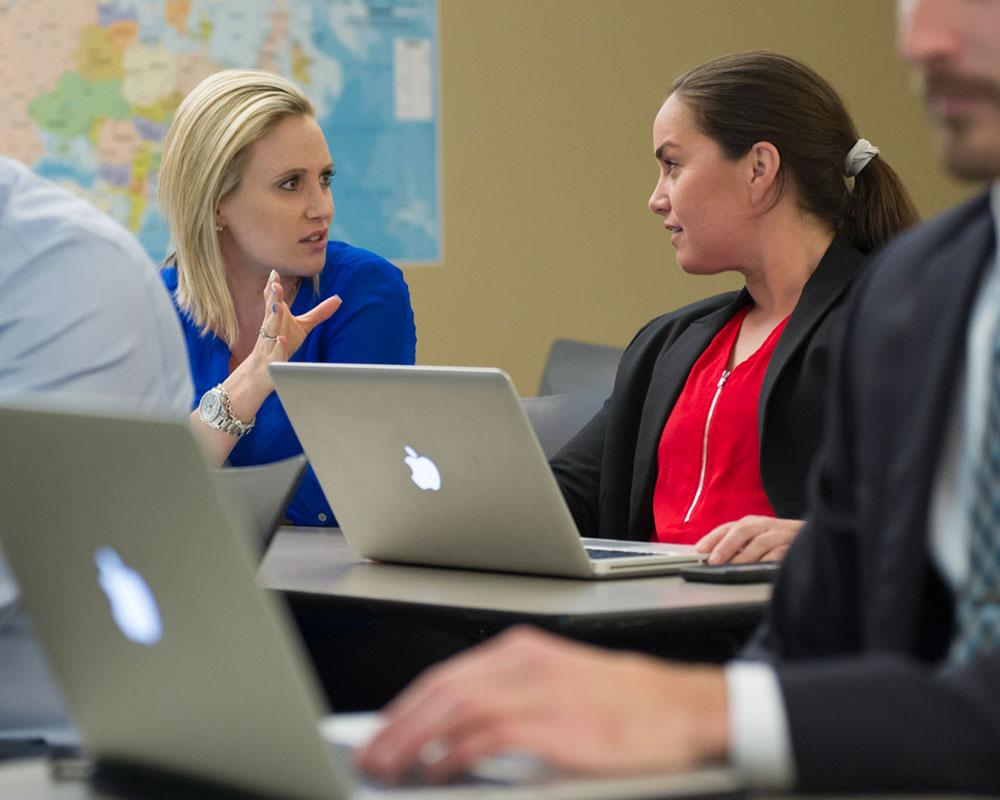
top-left (0, 609), bottom-right (75, 743)
top-left (520, 385), bottom-right (610, 459)
top-left (537, 338), bottom-right (623, 396)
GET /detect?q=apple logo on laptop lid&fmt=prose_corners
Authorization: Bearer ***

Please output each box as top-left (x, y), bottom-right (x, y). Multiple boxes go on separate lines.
top-left (404, 446), bottom-right (441, 491)
top-left (94, 547), bottom-right (163, 646)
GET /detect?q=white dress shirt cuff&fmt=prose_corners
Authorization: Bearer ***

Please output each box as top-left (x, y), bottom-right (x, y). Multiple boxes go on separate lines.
top-left (724, 660), bottom-right (796, 790)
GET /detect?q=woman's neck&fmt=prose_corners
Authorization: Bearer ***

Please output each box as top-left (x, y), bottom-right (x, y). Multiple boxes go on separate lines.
top-left (742, 217), bottom-right (835, 320)
top-left (227, 267), bottom-right (300, 320)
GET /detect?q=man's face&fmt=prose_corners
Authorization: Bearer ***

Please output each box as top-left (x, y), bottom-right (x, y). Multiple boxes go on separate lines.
top-left (899, 0), bottom-right (1000, 181)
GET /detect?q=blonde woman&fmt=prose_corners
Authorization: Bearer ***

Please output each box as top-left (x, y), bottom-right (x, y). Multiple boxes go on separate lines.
top-left (159, 69), bottom-right (416, 526)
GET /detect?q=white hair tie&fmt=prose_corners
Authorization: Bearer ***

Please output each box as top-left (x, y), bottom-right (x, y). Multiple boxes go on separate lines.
top-left (845, 138), bottom-right (879, 177)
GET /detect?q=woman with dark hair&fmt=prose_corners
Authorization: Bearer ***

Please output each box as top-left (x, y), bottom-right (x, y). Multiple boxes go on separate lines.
top-left (551, 51), bottom-right (918, 564)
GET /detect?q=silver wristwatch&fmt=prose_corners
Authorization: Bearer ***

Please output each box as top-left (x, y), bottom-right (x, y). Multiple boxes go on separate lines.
top-left (198, 385), bottom-right (255, 437)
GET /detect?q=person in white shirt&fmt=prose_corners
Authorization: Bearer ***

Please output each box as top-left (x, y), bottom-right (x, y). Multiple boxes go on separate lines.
top-left (357, 0), bottom-right (1000, 792)
top-left (0, 155), bottom-right (192, 736)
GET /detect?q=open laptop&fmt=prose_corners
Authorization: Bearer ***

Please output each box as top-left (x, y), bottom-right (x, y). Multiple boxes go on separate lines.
top-left (0, 402), bottom-right (739, 799)
top-left (271, 364), bottom-right (705, 579)
top-left (214, 454), bottom-right (308, 555)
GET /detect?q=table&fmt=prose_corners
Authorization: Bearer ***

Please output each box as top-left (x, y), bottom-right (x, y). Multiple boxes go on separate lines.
top-left (1, 757), bottom-right (992, 800)
top-left (259, 529), bottom-right (770, 651)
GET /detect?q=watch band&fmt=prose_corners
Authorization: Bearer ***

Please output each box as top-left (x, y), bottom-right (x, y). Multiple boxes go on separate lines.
top-left (201, 385), bottom-right (255, 437)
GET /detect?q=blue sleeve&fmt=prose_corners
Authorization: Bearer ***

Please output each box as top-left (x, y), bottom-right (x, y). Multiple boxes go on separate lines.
top-left (316, 250), bottom-right (416, 365)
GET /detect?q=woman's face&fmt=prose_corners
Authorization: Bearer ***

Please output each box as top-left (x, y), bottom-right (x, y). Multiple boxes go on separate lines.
top-left (217, 114), bottom-right (334, 281)
top-left (647, 94), bottom-right (757, 274)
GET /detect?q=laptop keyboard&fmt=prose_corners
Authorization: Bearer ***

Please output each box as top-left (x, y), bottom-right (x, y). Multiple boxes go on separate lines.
top-left (585, 547), bottom-right (660, 560)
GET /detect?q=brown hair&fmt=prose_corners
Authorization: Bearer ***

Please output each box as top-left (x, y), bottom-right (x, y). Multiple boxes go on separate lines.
top-left (670, 52), bottom-right (918, 253)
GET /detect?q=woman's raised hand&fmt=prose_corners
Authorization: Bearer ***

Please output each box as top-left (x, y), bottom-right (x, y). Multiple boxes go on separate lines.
top-left (191, 269), bottom-right (343, 465)
top-left (258, 268), bottom-right (342, 361)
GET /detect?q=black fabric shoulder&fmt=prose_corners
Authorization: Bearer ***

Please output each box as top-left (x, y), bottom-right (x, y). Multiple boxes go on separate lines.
top-left (865, 192), bottom-right (992, 286)
top-left (626, 291), bottom-right (744, 350)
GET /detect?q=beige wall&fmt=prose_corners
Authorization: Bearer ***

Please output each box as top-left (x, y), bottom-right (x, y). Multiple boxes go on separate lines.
top-left (401, 0), bottom-right (976, 394)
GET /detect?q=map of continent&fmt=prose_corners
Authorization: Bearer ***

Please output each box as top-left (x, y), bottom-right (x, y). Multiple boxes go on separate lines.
top-left (0, 0), bottom-right (440, 263)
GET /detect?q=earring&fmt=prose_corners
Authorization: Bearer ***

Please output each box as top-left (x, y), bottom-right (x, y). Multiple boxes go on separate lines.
top-left (214, 223), bottom-right (224, 233)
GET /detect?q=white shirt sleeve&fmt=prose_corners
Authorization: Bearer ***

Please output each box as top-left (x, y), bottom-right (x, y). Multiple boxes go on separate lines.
top-left (0, 234), bottom-right (193, 416)
top-left (724, 660), bottom-right (796, 790)
top-left (0, 160), bottom-right (192, 414)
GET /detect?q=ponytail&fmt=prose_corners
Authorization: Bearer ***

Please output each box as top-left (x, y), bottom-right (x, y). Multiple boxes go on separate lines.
top-left (842, 156), bottom-right (919, 253)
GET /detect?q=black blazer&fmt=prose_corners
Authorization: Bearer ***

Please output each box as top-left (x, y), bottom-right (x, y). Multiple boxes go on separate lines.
top-left (550, 237), bottom-right (867, 541)
top-left (745, 193), bottom-right (1000, 792)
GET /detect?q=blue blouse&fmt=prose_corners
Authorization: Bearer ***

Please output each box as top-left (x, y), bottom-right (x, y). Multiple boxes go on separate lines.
top-left (162, 241), bottom-right (417, 526)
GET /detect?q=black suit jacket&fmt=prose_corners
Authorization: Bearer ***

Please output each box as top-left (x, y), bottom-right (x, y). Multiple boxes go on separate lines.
top-left (550, 237), bottom-right (867, 541)
top-left (746, 193), bottom-right (1000, 792)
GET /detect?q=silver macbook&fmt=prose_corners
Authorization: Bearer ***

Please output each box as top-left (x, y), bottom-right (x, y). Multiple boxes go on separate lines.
top-left (0, 402), bottom-right (739, 800)
top-left (214, 454), bottom-right (308, 555)
top-left (270, 364), bottom-right (705, 579)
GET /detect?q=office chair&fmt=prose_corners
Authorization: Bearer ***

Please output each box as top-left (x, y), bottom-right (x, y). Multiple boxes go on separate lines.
top-left (537, 338), bottom-right (623, 396)
top-left (520, 385), bottom-right (610, 459)
top-left (0, 609), bottom-right (75, 745)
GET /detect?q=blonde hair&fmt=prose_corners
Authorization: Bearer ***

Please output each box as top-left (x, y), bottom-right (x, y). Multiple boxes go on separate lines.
top-left (158, 69), bottom-right (316, 345)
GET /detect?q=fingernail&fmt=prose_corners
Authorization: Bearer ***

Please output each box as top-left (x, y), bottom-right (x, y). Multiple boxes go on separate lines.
top-left (707, 553), bottom-right (719, 565)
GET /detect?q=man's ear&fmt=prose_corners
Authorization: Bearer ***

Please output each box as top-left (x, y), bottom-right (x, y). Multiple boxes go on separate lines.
top-left (748, 141), bottom-right (781, 205)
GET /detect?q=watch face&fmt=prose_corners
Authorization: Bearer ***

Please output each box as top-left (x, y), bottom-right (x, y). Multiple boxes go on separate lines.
top-left (199, 390), bottom-right (222, 422)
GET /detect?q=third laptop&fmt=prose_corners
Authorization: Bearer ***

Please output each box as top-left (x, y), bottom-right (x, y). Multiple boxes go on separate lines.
top-left (271, 363), bottom-right (705, 579)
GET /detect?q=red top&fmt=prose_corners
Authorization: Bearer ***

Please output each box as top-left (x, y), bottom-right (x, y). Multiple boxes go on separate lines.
top-left (652, 306), bottom-right (790, 544)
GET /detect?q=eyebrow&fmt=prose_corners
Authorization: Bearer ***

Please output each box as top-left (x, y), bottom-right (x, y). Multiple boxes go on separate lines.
top-left (273, 163), bottom-right (335, 180)
top-left (654, 142), bottom-right (680, 160)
